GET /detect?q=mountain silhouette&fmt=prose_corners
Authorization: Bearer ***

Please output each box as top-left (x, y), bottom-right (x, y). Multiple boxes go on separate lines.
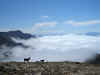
top-left (86, 54), bottom-right (100, 64)
top-left (86, 32), bottom-right (100, 36)
top-left (0, 30), bottom-right (36, 47)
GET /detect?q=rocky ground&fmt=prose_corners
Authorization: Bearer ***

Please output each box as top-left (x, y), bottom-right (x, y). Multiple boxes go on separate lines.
top-left (0, 61), bottom-right (100, 75)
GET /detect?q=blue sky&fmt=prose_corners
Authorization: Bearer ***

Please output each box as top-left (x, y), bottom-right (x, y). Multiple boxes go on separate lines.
top-left (0, 0), bottom-right (100, 34)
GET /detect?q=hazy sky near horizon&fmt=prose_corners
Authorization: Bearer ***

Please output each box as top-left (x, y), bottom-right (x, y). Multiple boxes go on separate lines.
top-left (0, 0), bottom-right (100, 34)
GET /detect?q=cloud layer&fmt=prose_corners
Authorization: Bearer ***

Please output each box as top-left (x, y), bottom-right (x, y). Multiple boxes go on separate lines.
top-left (1, 19), bottom-right (100, 34)
top-left (65, 20), bottom-right (100, 26)
top-left (1, 34), bottom-right (100, 62)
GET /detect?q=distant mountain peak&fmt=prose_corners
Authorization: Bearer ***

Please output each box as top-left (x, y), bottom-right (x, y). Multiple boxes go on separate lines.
top-left (86, 32), bottom-right (100, 36)
top-left (8, 30), bottom-right (22, 33)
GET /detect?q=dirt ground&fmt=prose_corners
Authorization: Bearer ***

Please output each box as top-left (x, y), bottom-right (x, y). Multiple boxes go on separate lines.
top-left (0, 61), bottom-right (100, 75)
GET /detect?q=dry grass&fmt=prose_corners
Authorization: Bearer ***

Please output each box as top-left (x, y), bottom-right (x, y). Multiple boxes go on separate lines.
top-left (0, 61), bottom-right (100, 75)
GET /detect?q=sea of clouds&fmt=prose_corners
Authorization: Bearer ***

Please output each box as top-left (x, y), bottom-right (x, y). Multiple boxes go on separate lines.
top-left (1, 34), bottom-right (100, 62)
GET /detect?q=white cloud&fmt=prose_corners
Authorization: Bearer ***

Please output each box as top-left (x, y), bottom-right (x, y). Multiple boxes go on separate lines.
top-left (32, 21), bottom-right (58, 32)
top-left (65, 20), bottom-right (100, 26)
top-left (35, 22), bottom-right (57, 27)
top-left (41, 16), bottom-right (49, 18)
top-left (37, 30), bottom-right (65, 35)
top-left (2, 34), bottom-right (100, 62)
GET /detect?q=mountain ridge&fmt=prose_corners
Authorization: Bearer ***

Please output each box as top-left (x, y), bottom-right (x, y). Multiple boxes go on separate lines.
top-left (0, 30), bottom-right (36, 47)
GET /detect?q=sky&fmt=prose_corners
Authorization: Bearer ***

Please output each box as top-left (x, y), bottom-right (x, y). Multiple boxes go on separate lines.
top-left (0, 0), bottom-right (100, 34)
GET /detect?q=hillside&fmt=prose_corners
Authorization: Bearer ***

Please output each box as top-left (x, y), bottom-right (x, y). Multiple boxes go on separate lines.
top-left (0, 62), bottom-right (100, 75)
